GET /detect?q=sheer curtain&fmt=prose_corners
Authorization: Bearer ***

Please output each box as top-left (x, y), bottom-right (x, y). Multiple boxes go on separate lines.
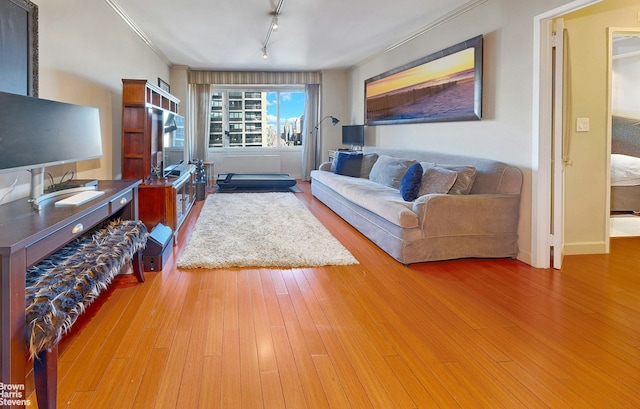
top-left (187, 83), bottom-right (212, 162)
top-left (302, 84), bottom-right (320, 181)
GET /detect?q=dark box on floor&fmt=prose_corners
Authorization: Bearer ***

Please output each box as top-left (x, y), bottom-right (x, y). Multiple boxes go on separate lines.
top-left (143, 223), bottom-right (173, 272)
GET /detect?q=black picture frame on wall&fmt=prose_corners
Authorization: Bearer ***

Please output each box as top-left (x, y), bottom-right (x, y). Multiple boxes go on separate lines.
top-left (158, 78), bottom-right (170, 93)
top-left (365, 35), bottom-right (483, 125)
top-left (0, 0), bottom-right (39, 97)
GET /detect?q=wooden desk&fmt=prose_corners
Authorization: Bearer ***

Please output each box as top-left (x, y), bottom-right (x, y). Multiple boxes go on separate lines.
top-left (0, 180), bottom-right (140, 407)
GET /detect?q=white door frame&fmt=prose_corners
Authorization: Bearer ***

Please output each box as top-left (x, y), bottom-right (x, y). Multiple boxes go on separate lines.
top-left (531, 0), bottom-right (603, 268)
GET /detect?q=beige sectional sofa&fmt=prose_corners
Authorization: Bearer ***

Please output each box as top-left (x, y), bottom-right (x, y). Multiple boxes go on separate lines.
top-left (310, 147), bottom-right (523, 264)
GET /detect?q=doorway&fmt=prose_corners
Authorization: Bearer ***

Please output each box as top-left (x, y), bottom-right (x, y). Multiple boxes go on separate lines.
top-left (608, 30), bottom-right (640, 238)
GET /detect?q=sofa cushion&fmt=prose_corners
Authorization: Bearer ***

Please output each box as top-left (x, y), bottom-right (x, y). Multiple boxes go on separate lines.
top-left (334, 152), bottom-right (363, 177)
top-left (399, 163), bottom-right (423, 201)
top-left (360, 153), bottom-right (379, 178)
top-left (441, 165), bottom-right (477, 195)
top-left (312, 170), bottom-right (418, 228)
top-left (418, 166), bottom-right (458, 196)
top-left (369, 155), bottom-right (417, 189)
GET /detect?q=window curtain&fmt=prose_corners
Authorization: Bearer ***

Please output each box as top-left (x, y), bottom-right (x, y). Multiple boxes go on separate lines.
top-left (302, 84), bottom-right (320, 181)
top-left (187, 83), bottom-right (212, 162)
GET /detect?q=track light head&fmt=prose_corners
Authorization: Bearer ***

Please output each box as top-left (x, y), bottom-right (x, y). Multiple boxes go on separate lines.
top-left (262, 47), bottom-right (268, 59)
top-left (272, 15), bottom-right (279, 31)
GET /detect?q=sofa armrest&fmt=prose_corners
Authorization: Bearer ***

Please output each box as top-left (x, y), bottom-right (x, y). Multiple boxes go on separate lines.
top-left (412, 194), bottom-right (521, 236)
top-left (318, 161), bottom-right (333, 172)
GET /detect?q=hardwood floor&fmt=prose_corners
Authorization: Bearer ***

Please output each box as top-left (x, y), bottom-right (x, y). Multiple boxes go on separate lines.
top-left (28, 182), bottom-right (640, 408)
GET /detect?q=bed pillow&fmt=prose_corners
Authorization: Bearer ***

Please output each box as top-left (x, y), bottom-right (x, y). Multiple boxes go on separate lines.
top-left (440, 165), bottom-right (477, 194)
top-left (333, 152), bottom-right (363, 177)
top-left (418, 166), bottom-right (458, 195)
top-left (611, 153), bottom-right (640, 185)
top-left (369, 155), bottom-right (417, 189)
top-left (399, 163), bottom-right (423, 201)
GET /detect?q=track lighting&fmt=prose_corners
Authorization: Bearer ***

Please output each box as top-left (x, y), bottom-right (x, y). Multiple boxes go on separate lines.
top-left (262, 0), bottom-right (285, 59)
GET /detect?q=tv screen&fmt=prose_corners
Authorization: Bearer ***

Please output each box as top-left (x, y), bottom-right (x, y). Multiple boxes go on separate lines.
top-left (342, 125), bottom-right (365, 147)
top-left (0, 91), bottom-right (103, 174)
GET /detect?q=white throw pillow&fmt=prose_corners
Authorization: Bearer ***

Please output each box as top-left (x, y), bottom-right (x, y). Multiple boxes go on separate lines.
top-left (368, 155), bottom-right (417, 189)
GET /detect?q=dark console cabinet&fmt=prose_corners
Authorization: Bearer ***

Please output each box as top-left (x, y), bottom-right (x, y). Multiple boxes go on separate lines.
top-left (122, 79), bottom-right (195, 239)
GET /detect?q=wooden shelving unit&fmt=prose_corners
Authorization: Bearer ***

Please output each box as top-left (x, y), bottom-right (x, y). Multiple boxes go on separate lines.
top-left (121, 79), bottom-right (179, 180)
top-left (121, 79), bottom-right (195, 240)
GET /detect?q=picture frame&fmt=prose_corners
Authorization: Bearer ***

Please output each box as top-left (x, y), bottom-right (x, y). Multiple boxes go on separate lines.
top-left (158, 78), bottom-right (170, 93)
top-left (365, 35), bottom-right (483, 125)
top-left (0, 0), bottom-right (39, 97)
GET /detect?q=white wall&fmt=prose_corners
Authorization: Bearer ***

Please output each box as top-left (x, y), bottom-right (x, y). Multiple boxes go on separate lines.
top-left (0, 0), bottom-right (170, 204)
top-left (612, 51), bottom-right (640, 117)
top-left (319, 70), bottom-right (349, 164)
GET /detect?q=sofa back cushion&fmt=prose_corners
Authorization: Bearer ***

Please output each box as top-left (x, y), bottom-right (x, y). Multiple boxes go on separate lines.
top-left (369, 155), bottom-right (417, 189)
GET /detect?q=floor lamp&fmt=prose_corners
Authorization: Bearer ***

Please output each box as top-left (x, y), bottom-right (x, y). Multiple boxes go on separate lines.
top-left (311, 115), bottom-right (340, 168)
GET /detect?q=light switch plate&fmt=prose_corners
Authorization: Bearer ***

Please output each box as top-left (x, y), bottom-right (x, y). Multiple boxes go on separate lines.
top-left (576, 117), bottom-right (590, 132)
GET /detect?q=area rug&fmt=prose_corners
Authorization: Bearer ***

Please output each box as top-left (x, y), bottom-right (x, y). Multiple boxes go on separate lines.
top-left (177, 192), bottom-right (358, 268)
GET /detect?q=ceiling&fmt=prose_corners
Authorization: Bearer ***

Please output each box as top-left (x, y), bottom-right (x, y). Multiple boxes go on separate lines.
top-left (110, 0), bottom-right (476, 71)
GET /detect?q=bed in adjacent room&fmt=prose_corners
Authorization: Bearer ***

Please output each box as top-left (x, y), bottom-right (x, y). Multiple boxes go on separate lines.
top-left (611, 115), bottom-right (640, 213)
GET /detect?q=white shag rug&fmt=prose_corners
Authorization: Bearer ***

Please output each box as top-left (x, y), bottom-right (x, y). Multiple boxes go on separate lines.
top-left (177, 192), bottom-right (358, 268)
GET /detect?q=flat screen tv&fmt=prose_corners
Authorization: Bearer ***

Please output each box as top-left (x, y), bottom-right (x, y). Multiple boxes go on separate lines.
top-left (0, 91), bottom-right (103, 174)
top-left (163, 111), bottom-right (184, 148)
top-left (342, 125), bottom-right (365, 148)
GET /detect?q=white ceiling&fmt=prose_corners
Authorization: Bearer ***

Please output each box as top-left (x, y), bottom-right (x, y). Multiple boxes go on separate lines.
top-left (111, 0), bottom-right (475, 71)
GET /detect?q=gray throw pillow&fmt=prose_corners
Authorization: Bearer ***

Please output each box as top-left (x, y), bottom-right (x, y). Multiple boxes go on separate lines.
top-left (368, 155), bottom-right (417, 189)
top-left (418, 166), bottom-right (458, 195)
top-left (359, 153), bottom-right (379, 178)
top-left (440, 165), bottom-right (477, 194)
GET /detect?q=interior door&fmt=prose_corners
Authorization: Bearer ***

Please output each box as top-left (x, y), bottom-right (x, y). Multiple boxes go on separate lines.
top-left (552, 19), bottom-right (566, 269)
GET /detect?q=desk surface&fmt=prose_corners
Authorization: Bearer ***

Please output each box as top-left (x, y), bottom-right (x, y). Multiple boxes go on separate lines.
top-left (0, 180), bottom-right (140, 254)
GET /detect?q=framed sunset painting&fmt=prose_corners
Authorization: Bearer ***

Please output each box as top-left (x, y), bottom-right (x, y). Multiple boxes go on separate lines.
top-left (365, 35), bottom-right (483, 125)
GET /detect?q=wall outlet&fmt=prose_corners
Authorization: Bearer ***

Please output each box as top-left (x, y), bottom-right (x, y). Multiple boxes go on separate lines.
top-left (576, 117), bottom-right (590, 132)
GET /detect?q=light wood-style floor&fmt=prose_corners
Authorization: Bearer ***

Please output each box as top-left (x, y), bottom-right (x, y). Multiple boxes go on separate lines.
top-left (28, 182), bottom-right (640, 408)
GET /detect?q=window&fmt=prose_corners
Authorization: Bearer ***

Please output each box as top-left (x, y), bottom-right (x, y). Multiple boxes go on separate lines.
top-left (208, 88), bottom-right (305, 148)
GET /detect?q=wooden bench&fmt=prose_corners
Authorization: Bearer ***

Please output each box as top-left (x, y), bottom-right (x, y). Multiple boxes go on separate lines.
top-left (25, 219), bottom-right (148, 409)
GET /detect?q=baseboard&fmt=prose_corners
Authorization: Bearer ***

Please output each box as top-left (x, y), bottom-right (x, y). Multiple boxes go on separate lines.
top-left (563, 241), bottom-right (608, 255)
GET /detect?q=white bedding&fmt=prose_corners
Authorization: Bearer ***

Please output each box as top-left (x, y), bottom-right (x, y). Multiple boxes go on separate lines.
top-left (611, 154), bottom-right (640, 186)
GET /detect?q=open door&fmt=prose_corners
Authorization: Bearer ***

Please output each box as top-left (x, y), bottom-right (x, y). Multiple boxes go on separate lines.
top-left (551, 19), bottom-right (567, 269)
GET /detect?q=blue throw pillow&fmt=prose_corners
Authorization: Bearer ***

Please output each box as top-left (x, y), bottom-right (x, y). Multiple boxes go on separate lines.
top-left (334, 152), bottom-right (363, 177)
top-left (399, 162), bottom-right (423, 201)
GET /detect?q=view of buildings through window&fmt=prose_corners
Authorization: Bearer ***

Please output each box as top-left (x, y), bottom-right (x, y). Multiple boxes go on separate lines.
top-left (209, 89), bottom-right (305, 148)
